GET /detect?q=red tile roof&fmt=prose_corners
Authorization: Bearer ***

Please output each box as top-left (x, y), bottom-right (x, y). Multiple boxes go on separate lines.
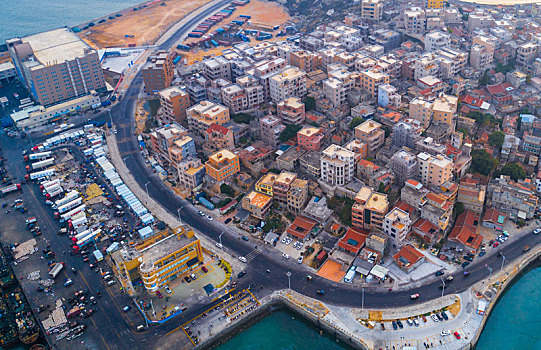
top-left (412, 218), bottom-right (438, 237)
top-left (394, 201), bottom-right (415, 216)
top-left (448, 225), bottom-right (483, 251)
top-left (337, 227), bottom-right (368, 255)
top-left (393, 245), bottom-right (425, 269)
top-left (482, 208), bottom-right (503, 224)
top-left (455, 210), bottom-right (479, 231)
top-left (205, 123), bottom-right (230, 136)
top-left (286, 216), bottom-right (318, 240)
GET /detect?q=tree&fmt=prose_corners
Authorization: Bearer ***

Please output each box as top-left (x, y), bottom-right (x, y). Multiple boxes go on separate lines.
top-left (302, 96), bottom-right (316, 111)
top-left (349, 117), bottom-right (364, 130)
top-left (220, 183), bottom-right (235, 197)
top-left (377, 182), bottom-right (386, 194)
top-left (478, 69), bottom-right (490, 87)
top-left (488, 131), bottom-right (505, 149)
top-left (453, 202), bottom-right (465, 219)
top-left (526, 74), bottom-right (532, 84)
top-left (471, 150), bottom-right (498, 176)
top-left (457, 127), bottom-right (470, 136)
top-left (232, 113), bottom-right (252, 124)
top-left (497, 163), bottom-right (527, 181)
top-left (279, 124), bottom-right (302, 142)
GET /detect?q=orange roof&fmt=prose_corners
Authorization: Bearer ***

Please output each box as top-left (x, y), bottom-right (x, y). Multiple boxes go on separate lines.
top-left (426, 192), bottom-right (445, 205)
top-left (359, 159), bottom-right (379, 169)
top-left (393, 245), bottom-right (424, 269)
top-left (286, 216), bottom-right (318, 240)
top-left (394, 201), bottom-right (415, 215)
top-left (455, 210), bottom-right (480, 231)
top-left (406, 179), bottom-right (421, 187)
top-left (206, 123), bottom-right (230, 136)
top-left (337, 227), bottom-right (368, 255)
top-left (448, 225), bottom-right (482, 251)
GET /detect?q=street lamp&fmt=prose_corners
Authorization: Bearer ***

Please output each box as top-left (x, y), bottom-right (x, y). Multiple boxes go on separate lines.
top-left (485, 264), bottom-right (493, 279)
top-left (177, 207), bottom-right (183, 222)
top-left (361, 288), bottom-right (365, 311)
top-left (219, 231), bottom-right (225, 248)
top-left (500, 253), bottom-right (506, 273)
top-left (123, 155), bottom-right (130, 164)
top-left (286, 271), bottom-right (292, 290)
top-left (108, 110), bottom-right (113, 126)
top-left (440, 277), bottom-right (445, 298)
top-left (145, 181), bottom-right (150, 197)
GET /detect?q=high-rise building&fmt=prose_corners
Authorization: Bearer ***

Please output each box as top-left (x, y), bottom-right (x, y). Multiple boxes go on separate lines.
top-left (205, 149), bottom-right (240, 182)
top-left (383, 207), bottom-right (413, 249)
top-left (320, 145), bottom-right (355, 186)
top-left (390, 150), bottom-right (418, 186)
top-left (297, 126), bottom-right (323, 151)
top-left (269, 66), bottom-right (307, 103)
top-left (142, 51), bottom-right (174, 94)
top-left (417, 152), bottom-right (453, 187)
top-left (158, 86), bottom-right (190, 124)
top-left (354, 120), bottom-right (385, 155)
top-left (7, 28), bottom-right (106, 106)
top-left (352, 186), bottom-right (389, 231)
top-left (187, 101), bottom-right (230, 135)
top-left (361, 0), bottom-right (383, 21)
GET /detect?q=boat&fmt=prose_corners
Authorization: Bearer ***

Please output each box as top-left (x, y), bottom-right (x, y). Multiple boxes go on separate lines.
top-left (0, 294), bottom-right (18, 348)
top-left (0, 246), bottom-right (15, 288)
top-left (5, 287), bottom-right (39, 344)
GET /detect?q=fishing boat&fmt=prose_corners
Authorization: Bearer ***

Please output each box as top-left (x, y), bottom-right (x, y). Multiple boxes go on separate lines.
top-left (0, 294), bottom-right (18, 348)
top-left (5, 287), bottom-right (39, 344)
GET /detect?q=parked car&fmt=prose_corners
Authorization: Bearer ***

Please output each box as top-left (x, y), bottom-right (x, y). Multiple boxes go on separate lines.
top-left (435, 271), bottom-right (444, 277)
top-left (237, 271), bottom-right (246, 278)
top-left (533, 228), bottom-right (541, 235)
top-left (224, 218), bottom-right (232, 224)
top-left (156, 291), bottom-right (163, 299)
top-left (392, 321), bottom-right (397, 330)
top-left (454, 331), bottom-right (461, 339)
top-left (297, 256), bottom-right (303, 264)
top-left (523, 245), bottom-right (531, 252)
top-left (64, 279), bottom-right (73, 287)
top-left (441, 330), bottom-right (451, 337)
top-left (215, 243), bottom-right (223, 249)
top-left (431, 314), bottom-right (439, 322)
top-left (238, 256), bottom-right (247, 263)
top-left (241, 236), bottom-right (249, 241)
top-left (184, 276), bottom-right (191, 283)
top-left (282, 253), bottom-right (290, 259)
top-left (441, 312), bottom-right (448, 320)
top-left (123, 306), bottom-right (130, 312)
top-left (164, 286), bottom-right (172, 294)
top-left (396, 320), bottom-right (403, 329)
top-left (406, 319), bottom-right (414, 327)
top-left (201, 266), bottom-right (208, 273)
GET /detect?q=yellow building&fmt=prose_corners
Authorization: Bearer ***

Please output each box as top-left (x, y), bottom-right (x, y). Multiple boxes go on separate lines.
top-left (255, 173), bottom-right (278, 196)
top-left (187, 100), bottom-right (230, 135)
top-left (351, 186), bottom-right (389, 231)
top-left (417, 152), bottom-right (454, 187)
top-left (432, 94), bottom-right (458, 130)
top-left (287, 178), bottom-right (308, 214)
top-left (427, 0), bottom-right (443, 8)
top-left (359, 69), bottom-right (389, 97)
top-left (409, 98), bottom-right (433, 128)
top-left (111, 225), bottom-right (202, 293)
top-left (205, 149), bottom-right (240, 182)
top-left (361, 0), bottom-right (383, 21)
top-left (242, 191), bottom-right (273, 219)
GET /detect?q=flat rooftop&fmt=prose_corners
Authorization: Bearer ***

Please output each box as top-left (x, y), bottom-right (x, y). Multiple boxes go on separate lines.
top-left (140, 231), bottom-right (197, 271)
top-left (20, 28), bottom-right (91, 67)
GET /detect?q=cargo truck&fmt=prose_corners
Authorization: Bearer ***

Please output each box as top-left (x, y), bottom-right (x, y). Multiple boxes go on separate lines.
top-left (26, 158), bottom-right (55, 172)
top-left (59, 204), bottom-right (86, 221)
top-left (45, 187), bottom-right (63, 199)
top-left (57, 198), bottom-right (84, 214)
top-left (55, 190), bottom-right (79, 208)
top-left (0, 183), bottom-right (21, 196)
top-left (24, 151), bottom-right (52, 162)
top-left (26, 168), bottom-right (55, 180)
top-left (48, 262), bottom-right (64, 278)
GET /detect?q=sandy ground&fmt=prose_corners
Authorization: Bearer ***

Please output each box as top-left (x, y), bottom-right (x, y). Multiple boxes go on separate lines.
top-left (180, 0), bottom-right (291, 64)
top-left (79, 0), bottom-right (213, 49)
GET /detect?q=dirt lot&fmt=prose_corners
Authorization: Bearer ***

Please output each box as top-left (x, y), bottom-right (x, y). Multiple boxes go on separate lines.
top-left (79, 0), bottom-right (213, 49)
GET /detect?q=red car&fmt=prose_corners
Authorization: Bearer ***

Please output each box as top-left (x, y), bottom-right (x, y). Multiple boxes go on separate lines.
top-left (156, 291), bottom-right (163, 299)
top-left (454, 331), bottom-right (461, 339)
top-left (202, 266), bottom-right (208, 273)
top-left (493, 242), bottom-right (499, 248)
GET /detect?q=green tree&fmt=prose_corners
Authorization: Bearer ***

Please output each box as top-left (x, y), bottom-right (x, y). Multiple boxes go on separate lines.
top-left (457, 127), bottom-right (470, 136)
top-left (452, 202), bottom-right (465, 219)
top-left (377, 182), bottom-right (386, 194)
top-left (302, 96), bottom-right (316, 111)
top-left (471, 149), bottom-right (498, 176)
top-left (497, 163), bottom-right (527, 181)
top-left (232, 113), bottom-right (252, 124)
top-left (488, 131), bottom-right (505, 148)
top-left (220, 183), bottom-right (235, 197)
top-left (279, 124), bottom-right (302, 142)
top-left (527, 75), bottom-right (532, 84)
top-left (478, 69), bottom-right (490, 87)
top-left (349, 117), bottom-right (364, 130)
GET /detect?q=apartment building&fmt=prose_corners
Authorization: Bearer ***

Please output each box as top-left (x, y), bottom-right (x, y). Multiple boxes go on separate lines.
top-left (404, 7), bottom-right (426, 36)
top-left (421, 192), bottom-right (453, 232)
top-left (142, 51), bottom-right (175, 94)
top-left (204, 124), bottom-right (235, 152)
top-left (383, 207), bottom-right (413, 249)
top-left (7, 28), bottom-right (106, 106)
top-left (417, 152), bottom-right (453, 187)
top-left (202, 56), bottom-right (231, 81)
top-left (361, 0), bottom-right (382, 21)
top-left (354, 120), bottom-right (385, 156)
top-left (427, 0), bottom-right (444, 8)
top-left (424, 31), bottom-right (451, 52)
top-left (251, 57), bottom-right (287, 99)
top-left (436, 48), bottom-right (468, 79)
top-left (516, 42), bottom-right (538, 66)
top-left (269, 66), bottom-right (307, 103)
top-left (149, 123), bottom-right (190, 165)
top-left (432, 94), bottom-right (458, 129)
top-left (390, 150), bottom-right (418, 186)
top-left (236, 75), bottom-right (264, 109)
top-left (221, 84), bottom-right (248, 113)
top-left (205, 149), bottom-right (240, 182)
top-left (378, 83), bottom-right (401, 107)
top-left (470, 35), bottom-right (497, 68)
top-left (409, 98), bottom-right (433, 128)
top-left (414, 53), bottom-right (440, 81)
top-left (277, 97), bottom-right (305, 125)
top-left (352, 186), bottom-right (389, 231)
top-left (392, 120), bottom-right (422, 149)
top-left (359, 68), bottom-right (390, 98)
top-left (168, 135), bottom-right (197, 169)
top-left (323, 77), bottom-right (349, 108)
top-left (273, 171), bottom-right (297, 205)
top-left (320, 145), bottom-right (355, 186)
top-left (255, 173), bottom-right (277, 197)
top-left (488, 176), bottom-right (539, 220)
top-left (111, 226), bottom-right (202, 293)
top-left (287, 178), bottom-right (309, 213)
top-left (467, 11), bottom-right (494, 31)
top-left (242, 191), bottom-right (272, 219)
top-left (260, 115), bottom-right (285, 148)
top-left (457, 175), bottom-right (486, 214)
top-left (186, 101), bottom-right (230, 135)
top-left (297, 126), bottom-right (324, 151)
top-left (290, 50), bottom-right (322, 72)
top-left (158, 86), bottom-right (190, 124)
top-left (177, 158), bottom-right (206, 191)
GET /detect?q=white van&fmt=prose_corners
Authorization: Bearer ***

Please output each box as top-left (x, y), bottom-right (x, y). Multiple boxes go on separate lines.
top-left (107, 280), bottom-right (116, 286)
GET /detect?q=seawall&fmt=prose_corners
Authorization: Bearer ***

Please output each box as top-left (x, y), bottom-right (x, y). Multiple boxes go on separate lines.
top-left (468, 247), bottom-right (541, 349)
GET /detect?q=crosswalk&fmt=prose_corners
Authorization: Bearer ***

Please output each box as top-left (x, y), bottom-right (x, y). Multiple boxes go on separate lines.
top-left (245, 249), bottom-right (261, 262)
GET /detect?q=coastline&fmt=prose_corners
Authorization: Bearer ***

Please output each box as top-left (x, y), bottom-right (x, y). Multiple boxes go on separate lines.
top-left (454, 0), bottom-right (541, 5)
top-left (468, 248), bottom-right (541, 348)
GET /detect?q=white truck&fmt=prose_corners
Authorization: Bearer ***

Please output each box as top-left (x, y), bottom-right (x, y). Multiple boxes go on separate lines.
top-left (48, 262), bottom-right (64, 278)
top-left (0, 183), bottom-right (22, 196)
top-left (27, 158), bottom-right (54, 172)
top-left (28, 168), bottom-right (55, 180)
top-left (57, 197), bottom-right (83, 214)
top-left (55, 190), bottom-right (79, 208)
top-left (24, 151), bottom-right (52, 162)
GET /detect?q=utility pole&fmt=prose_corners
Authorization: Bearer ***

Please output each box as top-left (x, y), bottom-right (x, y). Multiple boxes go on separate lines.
top-left (177, 207), bottom-right (182, 222)
top-left (145, 181), bottom-right (150, 197)
top-left (361, 288), bottom-right (365, 311)
top-left (500, 253), bottom-right (506, 273)
top-left (219, 231), bottom-right (224, 248)
top-left (286, 271), bottom-right (291, 290)
top-left (440, 277), bottom-right (445, 298)
top-left (485, 264), bottom-right (493, 279)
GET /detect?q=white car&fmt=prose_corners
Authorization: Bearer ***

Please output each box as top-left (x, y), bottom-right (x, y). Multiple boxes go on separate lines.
top-left (285, 238), bottom-right (292, 245)
top-left (216, 243), bottom-right (223, 249)
top-left (282, 253), bottom-right (290, 259)
top-left (164, 285), bottom-right (172, 294)
top-left (296, 243), bottom-right (303, 250)
top-left (281, 237), bottom-right (287, 244)
top-left (207, 215), bottom-right (213, 221)
top-left (198, 211), bottom-right (205, 216)
top-left (297, 256), bottom-right (303, 264)
top-left (238, 256), bottom-right (247, 263)
top-left (440, 330), bottom-right (451, 337)
top-left (431, 314), bottom-right (439, 323)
